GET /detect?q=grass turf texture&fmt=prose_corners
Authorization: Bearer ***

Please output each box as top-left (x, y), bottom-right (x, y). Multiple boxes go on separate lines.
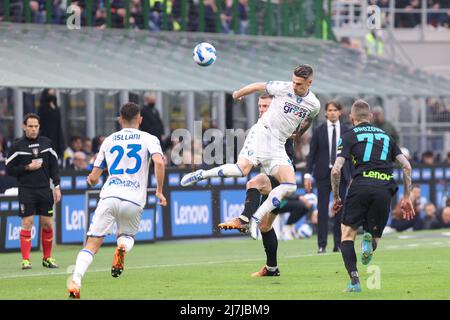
top-left (0, 229), bottom-right (449, 300)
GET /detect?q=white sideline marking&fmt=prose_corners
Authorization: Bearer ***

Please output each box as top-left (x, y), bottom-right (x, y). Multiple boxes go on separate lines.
top-left (386, 245), bottom-right (399, 249)
top-left (407, 244), bottom-right (419, 247)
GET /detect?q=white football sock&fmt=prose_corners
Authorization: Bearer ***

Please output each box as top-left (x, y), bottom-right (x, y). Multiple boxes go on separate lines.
top-left (117, 235), bottom-right (134, 252)
top-left (253, 183), bottom-right (297, 221)
top-left (201, 164), bottom-right (244, 179)
top-left (72, 249), bottom-right (94, 287)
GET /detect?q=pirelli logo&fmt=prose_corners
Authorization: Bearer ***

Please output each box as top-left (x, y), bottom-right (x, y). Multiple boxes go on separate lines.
top-left (363, 171), bottom-right (393, 181)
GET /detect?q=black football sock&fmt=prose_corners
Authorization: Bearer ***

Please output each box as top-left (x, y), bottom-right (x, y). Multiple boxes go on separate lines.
top-left (341, 240), bottom-right (359, 285)
top-left (239, 188), bottom-right (261, 223)
top-left (262, 228), bottom-right (278, 268)
top-left (372, 239), bottom-right (378, 252)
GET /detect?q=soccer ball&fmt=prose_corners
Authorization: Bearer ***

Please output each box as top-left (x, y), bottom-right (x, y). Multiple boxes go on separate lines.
top-left (193, 42), bottom-right (216, 67)
top-left (297, 224), bottom-right (313, 238)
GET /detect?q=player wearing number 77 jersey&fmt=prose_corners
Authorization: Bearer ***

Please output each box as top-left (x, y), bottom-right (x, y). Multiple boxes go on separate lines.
top-left (330, 100), bottom-right (414, 293)
top-left (68, 102), bottom-right (167, 299)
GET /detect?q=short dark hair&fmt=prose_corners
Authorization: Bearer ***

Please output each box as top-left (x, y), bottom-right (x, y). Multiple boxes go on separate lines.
top-left (351, 99), bottom-right (371, 121)
top-left (120, 102), bottom-right (140, 122)
top-left (23, 113), bottom-right (40, 125)
top-left (294, 64), bottom-right (313, 79)
top-left (325, 101), bottom-right (342, 111)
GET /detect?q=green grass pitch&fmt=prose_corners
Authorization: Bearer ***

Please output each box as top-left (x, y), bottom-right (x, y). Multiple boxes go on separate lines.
top-left (1, 229), bottom-right (450, 300)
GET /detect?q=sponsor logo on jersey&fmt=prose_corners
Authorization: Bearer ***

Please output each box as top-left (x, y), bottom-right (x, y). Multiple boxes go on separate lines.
top-left (283, 102), bottom-right (308, 118)
top-left (363, 170), bottom-right (393, 181)
top-left (107, 177), bottom-right (141, 189)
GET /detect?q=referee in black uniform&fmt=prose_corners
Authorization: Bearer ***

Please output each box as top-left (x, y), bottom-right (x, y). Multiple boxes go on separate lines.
top-left (6, 113), bottom-right (61, 270)
top-left (330, 100), bottom-right (415, 292)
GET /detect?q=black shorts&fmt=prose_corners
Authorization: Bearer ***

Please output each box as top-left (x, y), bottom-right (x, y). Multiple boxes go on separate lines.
top-left (342, 185), bottom-right (395, 238)
top-left (18, 187), bottom-right (54, 217)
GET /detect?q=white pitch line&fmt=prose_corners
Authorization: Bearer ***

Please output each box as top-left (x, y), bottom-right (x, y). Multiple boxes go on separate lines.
top-left (0, 251), bottom-right (331, 280)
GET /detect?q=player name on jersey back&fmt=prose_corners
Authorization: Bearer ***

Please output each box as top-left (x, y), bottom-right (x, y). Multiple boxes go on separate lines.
top-left (112, 133), bottom-right (141, 141)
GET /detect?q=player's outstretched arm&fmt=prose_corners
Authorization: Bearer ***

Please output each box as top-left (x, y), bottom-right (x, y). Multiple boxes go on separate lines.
top-left (395, 154), bottom-right (415, 220)
top-left (152, 153), bottom-right (167, 206)
top-left (232, 82), bottom-right (266, 100)
top-left (330, 156), bottom-right (346, 215)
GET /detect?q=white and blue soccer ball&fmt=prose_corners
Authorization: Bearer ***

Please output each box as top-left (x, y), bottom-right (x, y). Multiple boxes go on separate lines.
top-left (297, 223), bottom-right (313, 238)
top-left (193, 42), bottom-right (216, 67)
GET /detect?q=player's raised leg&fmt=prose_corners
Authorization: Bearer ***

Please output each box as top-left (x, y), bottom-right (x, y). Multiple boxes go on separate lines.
top-left (180, 157), bottom-right (253, 187)
top-left (340, 225), bottom-right (361, 292)
top-left (69, 237), bottom-right (104, 299)
top-left (218, 173), bottom-right (272, 232)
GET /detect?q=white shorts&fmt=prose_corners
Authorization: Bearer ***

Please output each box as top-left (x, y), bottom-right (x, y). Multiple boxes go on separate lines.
top-left (238, 123), bottom-right (292, 175)
top-left (86, 197), bottom-right (143, 238)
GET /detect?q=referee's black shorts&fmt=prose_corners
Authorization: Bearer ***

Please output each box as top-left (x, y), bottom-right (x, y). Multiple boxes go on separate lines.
top-left (18, 187), bottom-right (54, 218)
top-left (342, 185), bottom-right (396, 238)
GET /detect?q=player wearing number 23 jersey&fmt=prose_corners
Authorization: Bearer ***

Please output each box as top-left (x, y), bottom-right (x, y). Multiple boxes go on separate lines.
top-left (94, 128), bottom-right (163, 207)
top-left (69, 103), bottom-right (166, 299)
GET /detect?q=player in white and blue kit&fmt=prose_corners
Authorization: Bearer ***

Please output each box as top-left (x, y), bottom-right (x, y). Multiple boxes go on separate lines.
top-left (181, 65), bottom-right (320, 232)
top-left (68, 103), bottom-right (166, 299)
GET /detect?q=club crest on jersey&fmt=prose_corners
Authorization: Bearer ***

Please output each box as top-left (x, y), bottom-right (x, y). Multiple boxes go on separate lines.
top-left (296, 96), bottom-right (303, 104)
top-left (32, 148), bottom-right (39, 157)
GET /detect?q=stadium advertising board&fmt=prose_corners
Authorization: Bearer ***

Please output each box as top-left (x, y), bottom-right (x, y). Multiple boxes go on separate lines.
top-left (219, 190), bottom-right (246, 235)
top-left (170, 191), bottom-right (212, 237)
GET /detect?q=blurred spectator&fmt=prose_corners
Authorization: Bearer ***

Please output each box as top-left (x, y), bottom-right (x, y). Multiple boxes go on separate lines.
top-left (203, 0), bottom-right (219, 32)
top-left (421, 150), bottom-right (435, 165)
top-left (372, 106), bottom-right (400, 143)
top-left (221, 0), bottom-right (233, 33)
top-left (148, 0), bottom-right (169, 31)
top-left (365, 30), bottom-right (384, 56)
top-left (69, 151), bottom-right (89, 170)
top-left (340, 36), bottom-right (352, 49)
top-left (64, 136), bottom-right (83, 168)
top-left (140, 92), bottom-right (166, 149)
top-left (38, 89), bottom-right (66, 159)
top-left (238, 0), bottom-right (249, 34)
top-left (422, 203), bottom-right (441, 229)
top-left (92, 135), bottom-right (106, 154)
top-left (437, 206), bottom-right (450, 228)
top-left (396, 0), bottom-right (421, 28)
top-left (82, 137), bottom-right (93, 158)
top-left (111, 0), bottom-right (126, 28)
top-left (445, 151), bottom-right (450, 164)
top-left (172, 0), bottom-right (199, 31)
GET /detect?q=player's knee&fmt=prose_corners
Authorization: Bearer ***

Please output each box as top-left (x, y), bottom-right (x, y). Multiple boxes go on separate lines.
top-left (277, 183), bottom-right (297, 198)
top-left (259, 223), bottom-right (272, 233)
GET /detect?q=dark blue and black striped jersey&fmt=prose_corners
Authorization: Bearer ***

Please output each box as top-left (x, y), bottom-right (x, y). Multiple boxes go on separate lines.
top-left (337, 122), bottom-right (402, 188)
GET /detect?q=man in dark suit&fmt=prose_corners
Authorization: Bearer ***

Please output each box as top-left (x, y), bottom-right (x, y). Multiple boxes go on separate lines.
top-left (304, 101), bottom-right (351, 253)
top-left (140, 92), bottom-right (166, 149)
